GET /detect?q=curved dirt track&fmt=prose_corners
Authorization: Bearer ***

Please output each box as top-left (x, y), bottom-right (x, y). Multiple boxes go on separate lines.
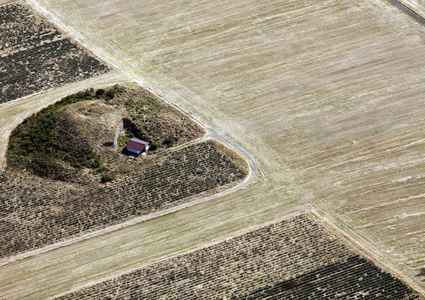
top-left (1, 0), bottom-right (425, 298)
top-left (0, 0), bottom-right (259, 270)
top-left (0, 132), bottom-right (257, 267)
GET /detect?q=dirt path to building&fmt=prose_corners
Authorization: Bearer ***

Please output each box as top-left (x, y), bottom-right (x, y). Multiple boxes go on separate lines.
top-left (1, 0), bottom-right (425, 298)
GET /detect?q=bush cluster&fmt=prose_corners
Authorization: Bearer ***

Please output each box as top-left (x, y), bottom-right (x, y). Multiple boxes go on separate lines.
top-left (101, 173), bottom-right (115, 183)
top-left (7, 87), bottom-right (124, 181)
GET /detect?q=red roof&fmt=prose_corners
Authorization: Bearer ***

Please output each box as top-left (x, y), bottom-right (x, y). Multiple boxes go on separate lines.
top-left (126, 138), bottom-right (149, 152)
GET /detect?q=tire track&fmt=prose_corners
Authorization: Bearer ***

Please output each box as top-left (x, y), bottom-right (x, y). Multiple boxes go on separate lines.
top-left (386, 0), bottom-right (425, 25)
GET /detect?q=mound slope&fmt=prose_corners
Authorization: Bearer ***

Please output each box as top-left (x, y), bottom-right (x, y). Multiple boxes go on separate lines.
top-left (6, 84), bottom-right (205, 183)
top-left (0, 85), bottom-right (248, 259)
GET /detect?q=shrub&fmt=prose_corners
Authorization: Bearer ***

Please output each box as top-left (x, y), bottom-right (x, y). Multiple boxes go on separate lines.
top-left (101, 173), bottom-right (115, 183)
top-left (95, 89), bottom-right (105, 97)
top-left (106, 89), bottom-right (118, 100)
top-left (164, 134), bottom-right (174, 147)
top-left (149, 142), bottom-right (158, 151)
top-left (126, 98), bottom-right (136, 107)
top-left (91, 157), bottom-right (101, 168)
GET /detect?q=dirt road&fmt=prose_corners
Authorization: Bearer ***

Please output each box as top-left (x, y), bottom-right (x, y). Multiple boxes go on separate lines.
top-left (1, 0), bottom-right (425, 298)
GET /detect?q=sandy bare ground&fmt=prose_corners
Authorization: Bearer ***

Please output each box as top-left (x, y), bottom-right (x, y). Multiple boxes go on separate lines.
top-left (0, 0), bottom-right (15, 5)
top-left (2, 0), bottom-right (425, 298)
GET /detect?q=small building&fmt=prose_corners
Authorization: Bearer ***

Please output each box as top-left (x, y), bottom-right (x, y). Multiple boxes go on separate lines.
top-left (125, 138), bottom-right (149, 155)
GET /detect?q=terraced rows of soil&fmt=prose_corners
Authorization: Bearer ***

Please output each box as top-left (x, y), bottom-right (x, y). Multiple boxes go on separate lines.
top-left (0, 140), bottom-right (248, 259)
top-left (0, 1), bottom-right (109, 103)
top-left (34, 0), bottom-right (425, 288)
top-left (56, 213), bottom-right (420, 299)
top-left (2, 0), bottom-right (425, 297)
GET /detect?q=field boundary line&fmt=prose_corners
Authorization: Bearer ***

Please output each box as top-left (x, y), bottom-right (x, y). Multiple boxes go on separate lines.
top-left (385, 0), bottom-right (425, 25)
top-left (0, 0), bottom-right (19, 7)
top-left (50, 209), bottom-right (307, 300)
top-left (0, 71), bottom-right (121, 109)
top-left (310, 209), bottom-right (425, 297)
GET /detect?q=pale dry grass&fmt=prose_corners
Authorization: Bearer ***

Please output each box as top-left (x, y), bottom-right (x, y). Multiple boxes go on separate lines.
top-left (2, 0), bottom-right (425, 297)
top-left (0, 182), bottom-right (304, 299)
top-left (399, 0), bottom-right (425, 18)
top-left (0, 0), bottom-right (15, 5)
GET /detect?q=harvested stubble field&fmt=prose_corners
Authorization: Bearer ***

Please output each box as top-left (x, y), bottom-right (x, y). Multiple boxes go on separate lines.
top-left (56, 213), bottom-right (420, 299)
top-left (0, 1), bottom-right (109, 103)
top-left (396, 0), bottom-right (425, 21)
top-left (29, 0), bottom-right (425, 291)
top-left (0, 139), bottom-right (248, 259)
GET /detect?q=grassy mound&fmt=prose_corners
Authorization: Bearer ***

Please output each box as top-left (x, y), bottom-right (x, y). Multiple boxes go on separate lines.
top-left (7, 87), bottom-right (123, 181)
top-left (6, 84), bottom-right (205, 183)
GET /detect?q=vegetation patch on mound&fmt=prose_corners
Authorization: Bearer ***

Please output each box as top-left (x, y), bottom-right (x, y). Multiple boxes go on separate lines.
top-left (0, 85), bottom-right (247, 258)
top-left (6, 84), bottom-right (205, 183)
top-left (55, 213), bottom-right (421, 300)
top-left (6, 88), bottom-right (116, 181)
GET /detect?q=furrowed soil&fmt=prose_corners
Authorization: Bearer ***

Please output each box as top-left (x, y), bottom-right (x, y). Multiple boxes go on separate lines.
top-left (0, 1), bottom-right (110, 103)
top-left (2, 0), bottom-right (425, 298)
top-left (0, 138), bottom-right (248, 259)
top-left (56, 213), bottom-right (421, 299)
top-left (0, 83), bottom-right (247, 259)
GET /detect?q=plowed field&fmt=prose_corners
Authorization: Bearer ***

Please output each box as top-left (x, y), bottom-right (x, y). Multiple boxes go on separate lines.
top-left (28, 0), bottom-right (425, 289)
top-left (1, 0), bottom-right (425, 297)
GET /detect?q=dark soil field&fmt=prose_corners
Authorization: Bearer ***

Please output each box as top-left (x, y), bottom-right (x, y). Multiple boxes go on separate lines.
top-left (56, 213), bottom-right (421, 300)
top-left (0, 2), bottom-right (109, 103)
top-left (0, 84), bottom-right (247, 259)
top-left (0, 139), bottom-right (248, 259)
